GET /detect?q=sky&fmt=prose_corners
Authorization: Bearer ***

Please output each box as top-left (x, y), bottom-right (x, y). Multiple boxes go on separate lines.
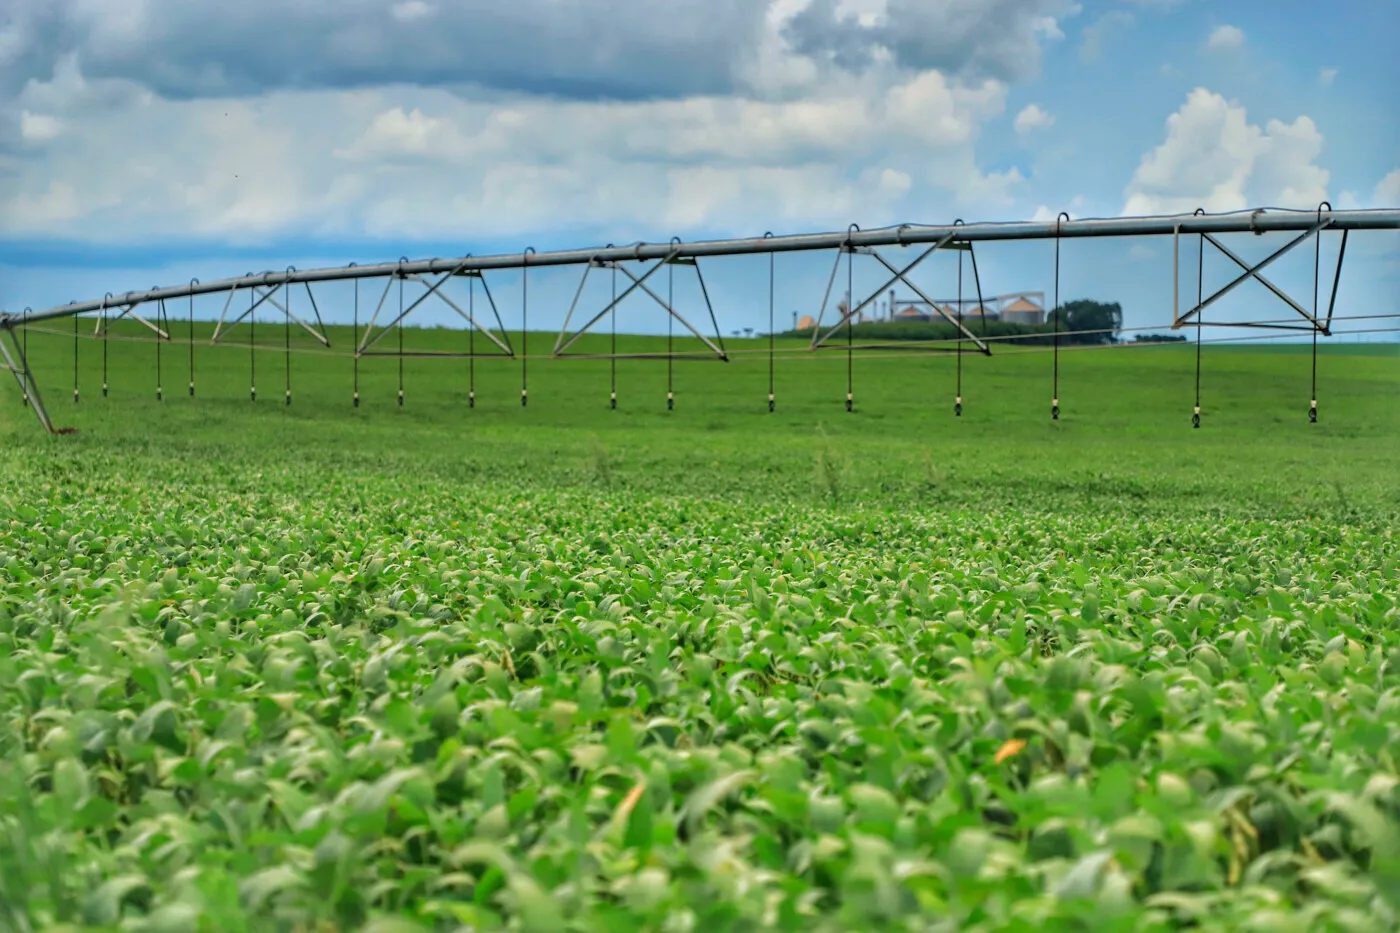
top-left (1, 0), bottom-right (1397, 341)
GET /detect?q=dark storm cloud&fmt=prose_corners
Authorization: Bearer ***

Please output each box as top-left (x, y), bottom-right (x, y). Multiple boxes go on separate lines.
top-left (784, 0), bottom-right (1070, 83)
top-left (1, 0), bottom-right (770, 101)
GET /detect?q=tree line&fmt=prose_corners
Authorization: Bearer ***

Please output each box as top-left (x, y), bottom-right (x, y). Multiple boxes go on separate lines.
top-left (785, 299), bottom-right (1126, 345)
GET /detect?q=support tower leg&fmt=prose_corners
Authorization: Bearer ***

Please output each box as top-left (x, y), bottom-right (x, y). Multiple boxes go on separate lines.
top-left (0, 323), bottom-right (57, 433)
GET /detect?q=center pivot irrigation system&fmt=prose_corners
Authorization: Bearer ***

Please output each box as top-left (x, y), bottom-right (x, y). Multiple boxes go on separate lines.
top-left (2, 205), bottom-right (1397, 434)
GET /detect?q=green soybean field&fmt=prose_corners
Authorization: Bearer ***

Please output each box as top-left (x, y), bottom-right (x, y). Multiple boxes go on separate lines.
top-left (2, 325), bottom-right (1398, 931)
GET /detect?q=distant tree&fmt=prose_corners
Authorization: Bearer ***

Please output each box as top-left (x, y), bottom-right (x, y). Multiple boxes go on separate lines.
top-left (1047, 299), bottom-right (1123, 345)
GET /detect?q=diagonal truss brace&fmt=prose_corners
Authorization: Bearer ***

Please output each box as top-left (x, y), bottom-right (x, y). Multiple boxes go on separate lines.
top-left (94, 302), bottom-right (169, 341)
top-left (1173, 219), bottom-right (1336, 331)
top-left (211, 282), bottom-right (331, 346)
top-left (553, 251), bottom-right (676, 356)
top-left (810, 234), bottom-right (989, 353)
top-left (0, 322), bottom-right (56, 433)
top-left (357, 269), bottom-right (514, 357)
top-left (212, 282), bottom-right (279, 342)
top-left (611, 260), bottom-right (728, 361)
top-left (402, 273), bottom-right (513, 357)
top-left (554, 248), bottom-right (730, 358)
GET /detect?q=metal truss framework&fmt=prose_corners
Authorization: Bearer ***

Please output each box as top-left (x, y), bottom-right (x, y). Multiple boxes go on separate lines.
top-left (212, 280), bottom-right (332, 348)
top-left (354, 265), bottom-right (514, 359)
top-left (2, 206), bottom-right (1397, 433)
top-left (1172, 217), bottom-right (1346, 334)
top-left (553, 251), bottom-right (728, 361)
top-left (808, 234), bottom-right (990, 354)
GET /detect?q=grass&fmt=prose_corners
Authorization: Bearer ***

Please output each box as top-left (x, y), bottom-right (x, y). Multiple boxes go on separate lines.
top-left (1, 321), bottom-right (1398, 930)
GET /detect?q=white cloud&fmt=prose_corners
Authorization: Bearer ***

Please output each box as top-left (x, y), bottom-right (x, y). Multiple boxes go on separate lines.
top-left (340, 106), bottom-right (460, 160)
top-left (1080, 10), bottom-right (1133, 63)
top-left (1376, 169), bottom-right (1400, 204)
top-left (0, 63), bottom-right (1021, 243)
top-left (1318, 67), bottom-right (1337, 87)
top-left (11, 180), bottom-right (82, 224)
top-left (19, 110), bottom-right (63, 141)
top-left (784, 0), bottom-right (1078, 82)
top-left (1205, 24), bottom-right (1244, 51)
top-left (1251, 114), bottom-right (1328, 207)
top-left (390, 1), bottom-right (435, 23)
top-left (1123, 88), bottom-right (1329, 214)
top-left (1032, 16), bottom-right (1065, 41)
top-left (1013, 103), bottom-right (1054, 135)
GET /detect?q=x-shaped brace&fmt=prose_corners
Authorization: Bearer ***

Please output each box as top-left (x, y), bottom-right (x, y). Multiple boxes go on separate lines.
top-left (1174, 219), bottom-right (1341, 333)
top-left (211, 281), bottom-right (331, 346)
top-left (810, 233), bottom-right (990, 354)
top-left (95, 301), bottom-right (170, 341)
top-left (553, 249), bottom-right (728, 360)
top-left (357, 267), bottom-right (514, 357)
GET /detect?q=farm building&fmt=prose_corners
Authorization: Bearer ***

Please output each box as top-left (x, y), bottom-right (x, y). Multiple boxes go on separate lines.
top-left (1001, 295), bottom-right (1046, 324)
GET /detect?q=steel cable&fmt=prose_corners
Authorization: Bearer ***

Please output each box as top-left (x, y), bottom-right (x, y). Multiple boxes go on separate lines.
top-left (667, 258), bottom-right (674, 410)
top-left (155, 297), bottom-right (164, 401)
top-left (469, 274), bottom-right (476, 408)
top-left (956, 244), bottom-right (963, 416)
top-left (846, 240), bottom-right (854, 412)
top-left (768, 243), bottom-right (776, 412)
top-left (188, 283), bottom-right (196, 397)
top-left (1194, 210), bottom-right (1205, 427)
top-left (285, 272), bottom-right (293, 406)
top-left (352, 275), bottom-right (360, 407)
top-left (611, 261), bottom-right (618, 408)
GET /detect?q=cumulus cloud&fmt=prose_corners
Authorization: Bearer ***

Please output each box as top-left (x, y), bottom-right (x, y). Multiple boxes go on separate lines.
top-left (0, 0), bottom-right (770, 103)
top-left (19, 110), bottom-right (63, 142)
top-left (1123, 88), bottom-right (1329, 214)
top-left (1376, 169), bottom-right (1400, 204)
top-left (1079, 10), bottom-right (1134, 63)
top-left (1013, 104), bottom-right (1054, 135)
top-left (0, 0), bottom-right (1102, 251)
top-left (0, 65), bottom-right (1020, 243)
top-left (783, 0), bottom-right (1077, 82)
top-left (1, 0), bottom-right (1081, 106)
top-left (1205, 25), bottom-right (1244, 51)
top-left (390, 1), bottom-right (436, 23)
top-left (1318, 67), bottom-right (1337, 86)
